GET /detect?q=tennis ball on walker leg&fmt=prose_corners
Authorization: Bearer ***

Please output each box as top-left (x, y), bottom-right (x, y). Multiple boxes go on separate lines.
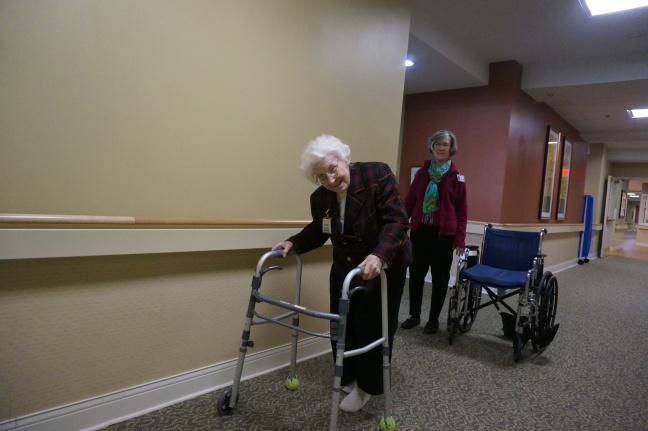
top-left (285, 377), bottom-right (299, 390)
top-left (380, 416), bottom-right (396, 431)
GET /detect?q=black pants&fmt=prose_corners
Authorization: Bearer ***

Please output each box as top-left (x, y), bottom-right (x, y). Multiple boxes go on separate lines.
top-left (329, 264), bottom-right (406, 395)
top-left (408, 225), bottom-right (454, 322)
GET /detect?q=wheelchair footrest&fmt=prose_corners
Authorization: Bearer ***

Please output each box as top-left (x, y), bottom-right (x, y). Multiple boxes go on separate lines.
top-left (500, 312), bottom-right (530, 342)
top-left (500, 312), bottom-right (516, 339)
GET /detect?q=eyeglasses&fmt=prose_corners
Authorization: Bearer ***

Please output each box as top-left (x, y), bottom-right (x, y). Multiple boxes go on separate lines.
top-left (316, 162), bottom-right (339, 184)
top-left (433, 142), bottom-right (451, 148)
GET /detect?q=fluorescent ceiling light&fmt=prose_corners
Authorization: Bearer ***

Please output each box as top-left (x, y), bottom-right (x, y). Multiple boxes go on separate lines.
top-left (582, 0), bottom-right (648, 16)
top-left (628, 108), bottom-right (648, 118)
top-left (405, 60), bottom-right (414, 67)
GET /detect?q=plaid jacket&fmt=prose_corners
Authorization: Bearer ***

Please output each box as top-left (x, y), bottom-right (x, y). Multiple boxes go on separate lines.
top-left (288, 162), bottom-right (412, 271)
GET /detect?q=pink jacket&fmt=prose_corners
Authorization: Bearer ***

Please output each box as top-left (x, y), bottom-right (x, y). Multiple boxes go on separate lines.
top-left (404, 159), bottom-right (468, 249)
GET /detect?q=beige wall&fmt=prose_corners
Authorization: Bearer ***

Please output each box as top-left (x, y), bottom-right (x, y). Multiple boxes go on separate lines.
top-left (584, 144), bottom-right (610, 225)
top-left (637, 225), bottom-right (648, 246)
top-left (0, 247), bottom-right (332, 417)
top-left (611, 224), bottom-right (627, 250)
top-left (0, 0), bottom-right (410, 219)
top-left (610, 163), bottom-right (648, 179)
top-left (0, 0), bottom-right (412, 423)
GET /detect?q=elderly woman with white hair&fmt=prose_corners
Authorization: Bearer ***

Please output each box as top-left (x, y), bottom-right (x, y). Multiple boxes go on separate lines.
top-left (273, 134), bottom-right (412, 413)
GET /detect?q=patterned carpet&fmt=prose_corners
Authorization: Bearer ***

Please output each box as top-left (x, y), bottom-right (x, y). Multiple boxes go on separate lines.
top-left (102, 256), bottom-right (648, 431)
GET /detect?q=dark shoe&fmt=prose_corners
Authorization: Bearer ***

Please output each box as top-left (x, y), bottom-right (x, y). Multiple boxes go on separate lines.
top-left (423, 320), bottom-right (439, 334)
top-left (401, 315), bottom-right (421, 329)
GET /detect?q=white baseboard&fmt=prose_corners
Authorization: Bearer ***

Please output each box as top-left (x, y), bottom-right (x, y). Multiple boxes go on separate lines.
top-left (0, 337), bottom-right (331, 431)
top-left (548, 259), bottom-right (580, 274)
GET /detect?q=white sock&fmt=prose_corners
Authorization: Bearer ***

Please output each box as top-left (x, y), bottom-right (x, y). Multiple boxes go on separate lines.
top-left (341, 381), bottom-right (355, 394)
top-left (339, 387), bottom-right (371, 412)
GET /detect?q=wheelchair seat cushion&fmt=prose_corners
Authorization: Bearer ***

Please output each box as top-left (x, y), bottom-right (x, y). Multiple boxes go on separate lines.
top-left (461, 264), bottom-right (527, 289)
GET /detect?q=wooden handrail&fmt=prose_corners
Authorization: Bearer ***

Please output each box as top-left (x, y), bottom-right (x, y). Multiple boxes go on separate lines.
top-left (0, 213), bottom-right (310, 227)
top-left (0, 213), bottom-right (592, 231)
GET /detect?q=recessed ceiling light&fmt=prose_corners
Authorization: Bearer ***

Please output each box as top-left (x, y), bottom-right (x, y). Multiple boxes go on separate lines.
top-left (628, 108), bottom-right (648, 118)
top-left (581, 0), bottom-right (648, 16)
top-left (405, 60), bottom-right (414, 67)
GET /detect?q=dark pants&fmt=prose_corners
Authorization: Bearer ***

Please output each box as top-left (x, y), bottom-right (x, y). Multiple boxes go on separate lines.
top-left (329, 263), bottom-right (406, 395)
top-left (408, 225), bottom-right (454, 322)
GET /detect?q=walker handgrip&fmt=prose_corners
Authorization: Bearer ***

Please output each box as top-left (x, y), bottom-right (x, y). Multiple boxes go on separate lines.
top-left (256, 249), bottom-right (300, 276)
top-left (270, 249), bottom-right (284, 258)
top-left (345, 266), bottom-right (367, 280)
top-left (270, 248), bottom-right (295, 258)
top-left (341, 266), bottom-right (365, 299)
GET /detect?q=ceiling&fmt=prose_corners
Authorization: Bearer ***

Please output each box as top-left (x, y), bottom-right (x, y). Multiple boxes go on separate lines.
top-left (405, 0), bottom-right (648, 164)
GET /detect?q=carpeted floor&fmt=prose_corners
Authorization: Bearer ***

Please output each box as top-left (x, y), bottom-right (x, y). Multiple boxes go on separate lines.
top-left (102, 256), bottom-right (648, 431)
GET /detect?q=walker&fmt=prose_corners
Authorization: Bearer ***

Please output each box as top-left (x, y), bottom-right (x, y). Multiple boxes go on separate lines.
top-left (216, 249), bottom-right (397, 431)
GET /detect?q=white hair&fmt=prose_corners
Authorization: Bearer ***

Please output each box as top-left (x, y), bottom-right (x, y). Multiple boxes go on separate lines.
top-left (300, 134), bottom-right (351, 183)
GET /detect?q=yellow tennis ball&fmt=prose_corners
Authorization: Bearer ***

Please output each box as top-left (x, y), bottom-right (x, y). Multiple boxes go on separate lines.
top-left (284, 377), bottom-right (299, 391)
top-left (380, 416), bottom-right (396, 431)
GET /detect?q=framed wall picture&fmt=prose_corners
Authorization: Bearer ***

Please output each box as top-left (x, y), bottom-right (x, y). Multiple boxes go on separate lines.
top-left (619, 190), bottom-right (628, 219)
top-left (410, 166), bottom-right (420, 184)
top-left (556, 138), bottom-right (573, 220)
top-left (540, 127), bottom-right (561, 219)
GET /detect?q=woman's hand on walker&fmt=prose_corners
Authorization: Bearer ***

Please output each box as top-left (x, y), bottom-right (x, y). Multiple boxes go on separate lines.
top-left (271, 241), bottom-right (294, 258)
top-left (359, 254), bottom-right (383, 280)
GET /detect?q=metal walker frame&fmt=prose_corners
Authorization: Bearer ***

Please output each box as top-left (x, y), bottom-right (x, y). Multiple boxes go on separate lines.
top-left (217, 249), bottom-right (396, 431)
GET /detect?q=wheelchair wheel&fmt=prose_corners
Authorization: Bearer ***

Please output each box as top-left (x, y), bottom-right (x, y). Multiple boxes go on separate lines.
top-left (532, 272), bottom-right (559, 351)
top-left (216, 387), bottom-right (238, 415)
top-left (458, 282), bottom-right (481, 332)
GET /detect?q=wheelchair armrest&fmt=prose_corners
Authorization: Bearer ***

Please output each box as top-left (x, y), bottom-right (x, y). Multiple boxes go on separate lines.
top-left (464, 245), bottom-right (479, 268)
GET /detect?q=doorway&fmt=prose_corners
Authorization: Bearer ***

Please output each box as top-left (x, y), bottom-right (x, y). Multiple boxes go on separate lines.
top-left (601, 176), bottom-right (648, 260)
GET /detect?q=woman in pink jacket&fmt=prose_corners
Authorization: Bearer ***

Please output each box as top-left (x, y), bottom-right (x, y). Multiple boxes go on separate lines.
top-left (401, 130), bottom-right (468, 334)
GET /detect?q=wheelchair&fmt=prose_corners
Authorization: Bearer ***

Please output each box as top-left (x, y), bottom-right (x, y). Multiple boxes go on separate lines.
top-left (446, 223), bottom-right (560, 362)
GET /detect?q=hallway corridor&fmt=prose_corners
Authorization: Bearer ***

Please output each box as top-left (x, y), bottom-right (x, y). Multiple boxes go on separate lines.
top-left (609, 230), bottom-right (648, 261)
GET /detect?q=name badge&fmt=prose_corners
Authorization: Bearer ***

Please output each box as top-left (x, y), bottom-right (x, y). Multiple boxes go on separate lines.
top-left (322, 217), bottom-right (332, 234)
top-left (457, 174), bottom-right (465, 182)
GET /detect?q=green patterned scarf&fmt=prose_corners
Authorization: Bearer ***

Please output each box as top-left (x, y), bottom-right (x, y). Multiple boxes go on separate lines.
top-left (422, 159), bottom-right (451, 224)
